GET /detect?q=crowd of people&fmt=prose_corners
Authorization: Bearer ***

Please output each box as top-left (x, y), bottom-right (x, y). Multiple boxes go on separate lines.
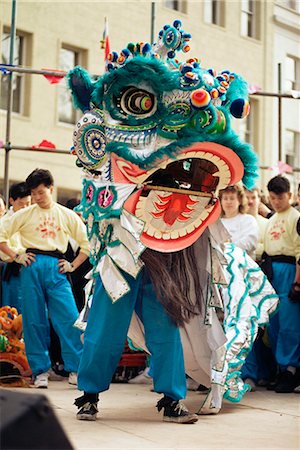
top-left (0, 170), bottom-right (299, 423)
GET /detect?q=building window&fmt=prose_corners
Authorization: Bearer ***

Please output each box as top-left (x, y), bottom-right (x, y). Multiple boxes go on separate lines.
top-left (277, 0), bottom-right (297, 10)
top-left (238, 115), bottom-right (252, 144)
top-left (241, 0), bottom-right (259, 39)
top-left (203, 0), bottom-right (225, 26)
top-left (164, 0), bottom-right (187, 14)
top-left (58, 46), bottom-right (85, 124)
top-left (285, 56), bottom-right (300, 91)
top-left (285, 130), bottom-right (299, 168)
top-left (238, 100), bottom-right (257, 145)
top-left (1, 31), bottom-right (25, 113)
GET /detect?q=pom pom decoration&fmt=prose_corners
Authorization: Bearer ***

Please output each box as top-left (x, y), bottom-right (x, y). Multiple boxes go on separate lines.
top-left (210, 88), bottom-right (219, 99)
top-left (230, 99), bottom-right (250, 118)
top-left (190, 88), bottom-right (211, 109)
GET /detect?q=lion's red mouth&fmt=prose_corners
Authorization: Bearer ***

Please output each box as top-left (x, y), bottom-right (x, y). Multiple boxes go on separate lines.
top-left (111, 142), bottom-right (244, 251)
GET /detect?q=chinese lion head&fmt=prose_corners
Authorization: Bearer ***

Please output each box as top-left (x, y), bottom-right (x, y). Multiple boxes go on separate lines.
top-left (68, 20), bottom-right (258, 255)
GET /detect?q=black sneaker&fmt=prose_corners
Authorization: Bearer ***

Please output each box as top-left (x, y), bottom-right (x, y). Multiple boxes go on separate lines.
top-left (75, 393), bottom-right (99, 421)
top-left (156, 396), bottom-right (198, 424)
top-left (77, 402), bottom-right (98, 421)
top-left (275, 371), bottom-right (298, 393)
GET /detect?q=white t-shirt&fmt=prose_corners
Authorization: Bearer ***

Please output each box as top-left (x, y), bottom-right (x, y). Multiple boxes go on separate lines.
top-left (221, 213), bottom-right (259, 259)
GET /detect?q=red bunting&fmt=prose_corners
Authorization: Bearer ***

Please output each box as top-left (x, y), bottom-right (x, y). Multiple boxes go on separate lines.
top-left (32, 140), bottom-right (56, 149)
top-left (41, 68), bottom-right (65, 84)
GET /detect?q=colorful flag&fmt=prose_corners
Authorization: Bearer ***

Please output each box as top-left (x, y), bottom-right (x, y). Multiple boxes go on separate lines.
top-left (101, 17), bottom-right (110, 61)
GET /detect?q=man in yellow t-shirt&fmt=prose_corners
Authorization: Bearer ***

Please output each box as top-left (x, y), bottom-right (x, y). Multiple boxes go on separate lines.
top-left (263, 175), bottom-right (300, 393)
top-left (0, 169), bottom-right (90, 389)
top-left (1, 182), bottom-right (31, 312)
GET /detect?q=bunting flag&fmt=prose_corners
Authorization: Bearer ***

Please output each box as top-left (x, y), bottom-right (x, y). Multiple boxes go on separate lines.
top-left (248, 83), bottom-right (262, 94)
top-left (31, 139), bottom-right (56, 149)
top-left (41, 68), bottom-right (65, 84)
top-left (101, 17), bottom-right (110, 61)
top-left (268, 160), bottom-right (293, 175)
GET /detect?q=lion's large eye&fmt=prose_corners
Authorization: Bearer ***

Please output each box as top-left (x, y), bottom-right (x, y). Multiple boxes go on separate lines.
top-left (118, 87), bottom-right (157, 118)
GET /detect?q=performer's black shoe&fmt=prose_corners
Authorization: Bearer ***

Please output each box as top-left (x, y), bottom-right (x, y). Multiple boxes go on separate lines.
top-left (156, 395), bottom-right (198, 424)
top-left (275, 371), bottom-right (298, 393)
top-left (75, 393), bottom-right (99, 421)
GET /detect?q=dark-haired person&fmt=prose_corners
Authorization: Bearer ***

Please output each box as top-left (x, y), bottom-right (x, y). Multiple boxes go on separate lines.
top-left (0, 182), bottom-right (31, 311)
top-left (0, 194), bottom-right (6, 218)
top-left (0, 169), bottom-right (89, 388)
top-left (263, 175), bottom-right (300, 393)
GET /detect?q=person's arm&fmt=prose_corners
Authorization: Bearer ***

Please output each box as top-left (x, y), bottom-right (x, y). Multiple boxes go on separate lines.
top-left (0, 209), bottom-right (36, 266)
top-left (294, 263), bottom-right (300, 285)
top-left (58, 251), bottom-right (88, 273)
top-left (58, 209), bottom-right (90, 273)
top-left (294, 216), bottom-right (300, 285)
top-left (258, 202), bottom-right (272, 218)
top-left (0, 242), bottom-right (35, 266)
top-left (288, 215), bottom-right (300, 302)
top-left (0, 242), bottom-right (17, 261)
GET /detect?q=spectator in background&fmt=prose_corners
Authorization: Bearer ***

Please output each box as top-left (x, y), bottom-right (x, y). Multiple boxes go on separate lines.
top-left (0, 182), bottom-right (31, 311)
top-left (241, 187), bottom-right (277, 390)
top-left (0, 169), bottom-right (89, 389)
top-left (259, 191), bottom-right (274, 219)
top-left (294, 183), bottom-right (300, 212)
top-left (0, 194), bottom-right (6, 218)
top-left (263, 175), bottom-right (300, 393)
top-left (219, 184), bottom-right (258, 259)
top-left (245, 187), bottom-right (268, 263)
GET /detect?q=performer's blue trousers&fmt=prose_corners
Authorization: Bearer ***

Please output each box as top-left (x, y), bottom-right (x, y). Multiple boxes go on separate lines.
top-left (268, 262), bottom-right (300, 369)
top-left (20, 255), bottom-right (83, 376)
top-left (2, 266), bottom-right (23, 313)
top-left (78, 269), bottom-right (187, 400)
top-left (241, 335), bottom-right (276, 382)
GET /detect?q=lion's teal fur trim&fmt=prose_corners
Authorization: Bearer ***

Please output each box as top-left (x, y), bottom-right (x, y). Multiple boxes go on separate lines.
top-left (67, 66), bottom-right (98, 112)
top-left (225, 74), bottom-right (249, 107)
top-left (107, 128), bottom-right (258, 189)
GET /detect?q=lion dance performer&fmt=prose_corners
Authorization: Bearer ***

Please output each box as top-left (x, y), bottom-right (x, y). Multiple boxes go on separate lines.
top-left (68, 21), bottom-right (272, 423)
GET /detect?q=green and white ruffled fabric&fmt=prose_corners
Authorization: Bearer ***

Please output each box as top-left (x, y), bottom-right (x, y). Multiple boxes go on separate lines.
top-left (199, 243), bottom-right (278, 413)
top-left (221, 243), bottom-right (278, 402)
top-left (76, 178), bottom-right (145, 302)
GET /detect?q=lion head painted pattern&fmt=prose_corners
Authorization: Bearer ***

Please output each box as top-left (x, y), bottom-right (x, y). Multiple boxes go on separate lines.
top-left (68, 20), bottom-right (258, 253)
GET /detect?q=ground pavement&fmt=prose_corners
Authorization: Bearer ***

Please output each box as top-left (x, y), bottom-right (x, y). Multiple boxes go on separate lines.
top-left (3, 381), bottom-right (300, 450)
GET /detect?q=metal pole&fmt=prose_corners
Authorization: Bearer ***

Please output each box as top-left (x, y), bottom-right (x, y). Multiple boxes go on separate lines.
top-left (3, 0), bottom-right (17, 204)
top-left (9, 145), bottom-right (71, 154)
top-left (151, 2), bottom-right (156, 43)
top-left (0, 65), bottom-right (66, 77)
top-left (278, 63), bottom-right (282, 162)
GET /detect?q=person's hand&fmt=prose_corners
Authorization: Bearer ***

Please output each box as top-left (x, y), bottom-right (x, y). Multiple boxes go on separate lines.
top-left (15, 253), bottom-right (36, 267)
top-left (58, 259), bottom-right (75, 274)
top-left (288, 282), bottom-right (300, 303)
top-left (258, 202), bottom-right (271, 218)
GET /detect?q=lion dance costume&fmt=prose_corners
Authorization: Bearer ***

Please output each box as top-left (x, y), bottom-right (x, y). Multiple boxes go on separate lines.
top-left (68, 21), bottom-right (278, 421)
